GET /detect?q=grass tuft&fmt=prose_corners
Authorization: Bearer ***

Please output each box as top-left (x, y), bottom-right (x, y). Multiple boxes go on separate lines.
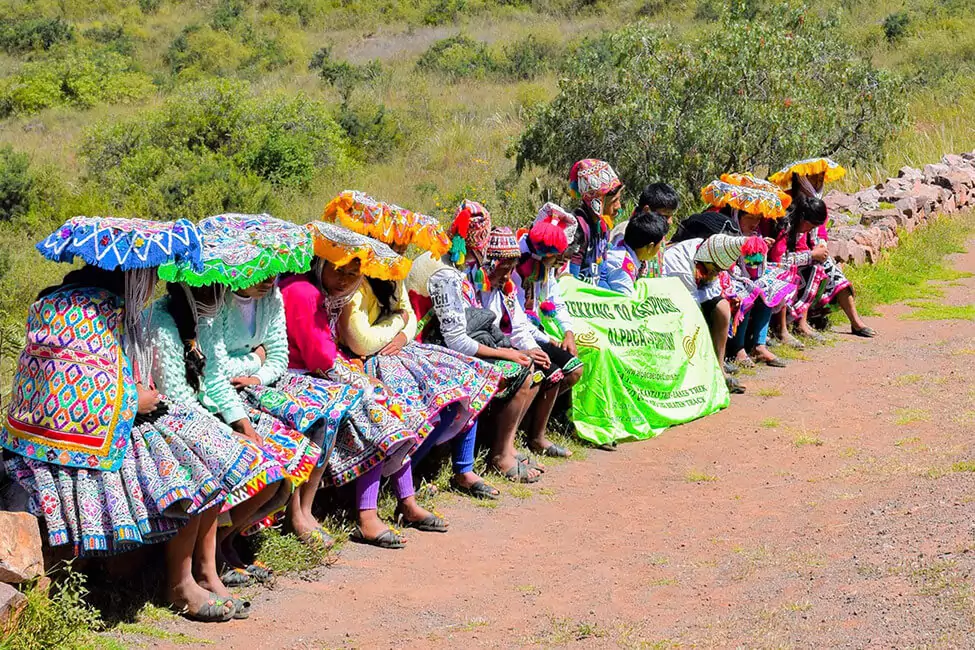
top-left (760, 418), bottom-right (780, 429)
top-left (793, 434), bottom-right (824, 448)
top-left (757, 388), bottom-right (782, 397)
top-left (951, 461), bottom-right (975, 473)
top-left (895, 408), bottom-right (930, 426)
top-left (902, 302), bottom-right (975, 321)
top-left (253, 527), bottom-right (341, 574)
top-left (685, 469), bottom-right (718, 482)
top-left (0, 567), bottom-right (103, 650)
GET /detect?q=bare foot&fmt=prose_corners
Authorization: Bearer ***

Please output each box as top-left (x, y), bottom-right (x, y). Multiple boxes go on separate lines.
top-left (195, 568), bottom-right (233, 600)
top-left (751, 345), bottom-right (777, 363)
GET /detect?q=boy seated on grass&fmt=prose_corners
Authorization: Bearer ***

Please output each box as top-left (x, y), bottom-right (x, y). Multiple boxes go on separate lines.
top-left (600, 210), bottom-right (669, 294)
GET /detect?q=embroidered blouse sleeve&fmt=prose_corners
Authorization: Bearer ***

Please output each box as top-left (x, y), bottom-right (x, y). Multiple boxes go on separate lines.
top-left (282, 279), bottom-right (338, 374)
top-left (254, 289), bottom-right (289, 386)
top-left (429, 270), bottom-right (479, 357)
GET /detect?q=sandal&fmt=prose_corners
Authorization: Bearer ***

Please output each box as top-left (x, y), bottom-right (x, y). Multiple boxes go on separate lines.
top-left (176, 593), bottom-right (235, 623)
top-left (499, 461), bottom-right (540, 484)
top-left (533, 444), bottom-right (572, 458)
top-left (230, 597), bottom-right (251, 620)
top-left (396, 509), bottom-right (449, 533)
top-left (782, 335), bottom-right (805, 350)
top-left (515, 452), bottom-right (545, 473)
top-left (722, 361), bottom-right (740, 375)
top-left (852, 326), bottom-right (876, 338)
top-left (597, 441), bottom-right (618, 452)
top-left (760, 357), bottom-right (787, 368)
top-left (245, 561), bottom-right (274, 584)
top-left (350, 526), bottom-right (406, 549)
top-left (219, 567), bottom-right (254, 588)
top-left (298, 527), bottom-right (334, 552)
top-left (450, 477), bottom-right (500, 500)
top-left (725, 376), bottom-right (746, 395)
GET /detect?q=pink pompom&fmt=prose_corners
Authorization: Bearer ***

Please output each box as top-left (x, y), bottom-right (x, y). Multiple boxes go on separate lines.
top-left (741, 236), bottom-right (768, 257)
top-left (529, 220), bottom-right (569, 254)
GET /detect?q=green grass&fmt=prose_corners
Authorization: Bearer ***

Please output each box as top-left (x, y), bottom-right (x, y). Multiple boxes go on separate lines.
top-left (760, 418), bottom-right (780, 429)
top-left (902, 302), bottom-right (975, 321)
top-left (951, 461), bottom-right (975, 473)
top-left (756, 388), bottom-right (782, 397)
top-left (253, 527), bottom-right (341, 574)
top-left (0, 569), bottom-right (103, 650)
top-left (895, 374), bottom-right (923, 386)
top-left (841, 213), bottom-right (975, 317)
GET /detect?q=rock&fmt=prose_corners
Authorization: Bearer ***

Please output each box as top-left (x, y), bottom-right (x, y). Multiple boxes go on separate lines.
top-left (914, 183), bottom-right (943, 213)
top-left (943, 195), bottom-right (957, 214)
top-left (923, 163), bottom-right (951, 181)
top-left (893, 197), bottom-right (915, 219)
top-left (823, 190), bottom-right (860, 215)
top-left (942, 153), bottom-right (968, 168)
top-left (0, 582), bottom-right (26, 630)
top-left (828, 238), bottom-right (850, 263)
top-left (853, 187), bottom-right (881, 212)
top-left (898, 166), bottom-right (923, 180)
top-left (860, 209), bottom-right (899, 227)
top-left (0, 513), bottom-right (43, 584)
top-left (847, 241), bottom-right (871, 265)
top-left (852, 227), bottom-right (882, 255)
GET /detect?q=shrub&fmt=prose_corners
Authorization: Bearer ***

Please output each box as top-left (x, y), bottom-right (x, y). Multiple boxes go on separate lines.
top-left (338, 101), bottom-right (407, 161)
top-left (500, 34), bottom-right (564, 80)
top-left (416, 34), bottom-right (498, 79)
top-left (0, 17), bottom-right (74, 54)
top-left (516, 6), bottom-right (907, 206)
top-left (165, 24), bottom-right (253, 76)
top-left (0, 46), bottom-right (154, 117)
top-left (81, 79), bottom-right (355, 220)
top-left (83, 23), bottom-right (135, 56)
top-left (0, 146), bottom-right (33, 222)
top-left (0, 569), bottom-right (103, 650)
top-left (309, 46), bottom-right (383, 100)
top-left (138, 0), bottom-right (162, 14)
top-left (883, 11), bottom-right (910, 43)
top-left (423, 0), bottom-right (468, 25)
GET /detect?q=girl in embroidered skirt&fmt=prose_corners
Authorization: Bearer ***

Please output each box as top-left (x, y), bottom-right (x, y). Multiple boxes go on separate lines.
top-left (281, 242), bottom-right (440, 549)
top-left (408, 202), bottom-right (543, 483)
top-left (150, 282), bottom-right (324, 585)
top-left (195, 276), bottom-right (363, 551)
top-left (512, 203), bottom-right (585, 458)
top-left (3, 220), bottom-right (267, 622)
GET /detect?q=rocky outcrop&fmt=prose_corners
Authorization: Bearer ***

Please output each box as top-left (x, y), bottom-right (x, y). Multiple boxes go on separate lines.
top-left (823, 151), bottom-right (975, 265)
top-left (0, 512), bottom-right (43, 585)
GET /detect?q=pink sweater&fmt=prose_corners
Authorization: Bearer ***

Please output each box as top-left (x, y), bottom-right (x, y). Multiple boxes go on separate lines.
top-left (279, 275), bottom-right (338, 374)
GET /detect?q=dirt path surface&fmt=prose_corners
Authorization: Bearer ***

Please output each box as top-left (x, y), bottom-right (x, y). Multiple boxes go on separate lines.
top-left (157, 245), bottom-right (975, 649)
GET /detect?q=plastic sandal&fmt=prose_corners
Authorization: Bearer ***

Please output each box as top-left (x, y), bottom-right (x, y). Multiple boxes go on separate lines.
top-left (450, 477), bottom-right (500, 500)
top-left (176, 593), bottom-right (235, 623)
top-left (298, 527), bottom-right (335, 551)
top-left (722, 361), bottom-right (740, 375)
top-left (515, 452), bottom-right (545, 473)
top-left (852, 326), bottom-right (876, 338)
top-left (245, 562), bottom-right (274, 584)
top-left (219, 567), bottom-right (254, 588)
top-left (761, 357), bottom-right (787, 368)
top-left (535, 444), bottom-right (572, 458)
top-left (500, 461), bottom-right (540, 484)
top-left (230, 597), bottom-right (251, 620)
top-left (725, 376), bottom-right (746, 395)
top-left (396, 510), bottom-right (449, 533)
top-left (350, 526), bottom-right (406, 549)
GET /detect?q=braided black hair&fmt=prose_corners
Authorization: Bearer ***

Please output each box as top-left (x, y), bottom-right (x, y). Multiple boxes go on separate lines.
top-left (165, 283), bottom-right (206, 392)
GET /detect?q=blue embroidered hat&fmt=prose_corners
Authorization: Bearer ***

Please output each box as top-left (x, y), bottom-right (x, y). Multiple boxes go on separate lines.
top-left (37, 217), bottom-right (203, 272)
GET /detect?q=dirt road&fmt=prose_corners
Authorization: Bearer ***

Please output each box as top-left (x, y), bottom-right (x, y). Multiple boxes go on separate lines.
top-left (154, 246), bottom-right (975, 649)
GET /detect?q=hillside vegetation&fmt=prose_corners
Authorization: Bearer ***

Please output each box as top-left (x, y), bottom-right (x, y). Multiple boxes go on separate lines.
top-left (0, 0), bottom-right (972, 346)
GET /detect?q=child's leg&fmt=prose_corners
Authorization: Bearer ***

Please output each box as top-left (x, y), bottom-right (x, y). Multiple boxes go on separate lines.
top-left (354, 464), bottom-right (400, 541)
top-left (708, 299), bottom-right (731, 365)
top-left (192, 506), bottom-right (232, 599)
top-left (727, 310), bottom-right (750, 360)
top-left (219, 482), bottom-right (281, 568)
top-left (836, 287), bottom-right (870, 331)
top-left (749, 303), bottom-right (778, 361)
top-left (392, 460), bottom-right (446, 527)
top-left (488, 378), bottom-right (540, 479)
top-left (165, 515), bottom-right (232, 617)
top-left (527, 368), bottom-right (581, 456)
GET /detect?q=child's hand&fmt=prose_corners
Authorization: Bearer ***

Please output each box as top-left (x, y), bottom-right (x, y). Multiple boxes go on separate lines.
top-left (231, 376), bottom-right (261, 389)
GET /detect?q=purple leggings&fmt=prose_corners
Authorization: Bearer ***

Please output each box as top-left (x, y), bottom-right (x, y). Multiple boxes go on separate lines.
top-left (355, 461), bottom-right (415, 511)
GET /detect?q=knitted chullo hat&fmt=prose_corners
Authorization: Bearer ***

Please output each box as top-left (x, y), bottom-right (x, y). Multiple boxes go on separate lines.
top-left (528, 202), bottom-right (578, 257)
top-left (569, 159), bottom-right (623, 216)
top-left (694, 234), bottom-right (767, 270)
top-left (448, 199), bottom-right (491, 266)
top-left (484, 227), bottom-right (521, 294)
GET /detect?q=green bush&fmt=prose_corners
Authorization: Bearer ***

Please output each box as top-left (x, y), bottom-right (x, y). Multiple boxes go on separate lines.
top-left (81, 79), bottom-right (355, 220)
top-left (165, 24), bottom-right (253, 76)
top-left (516, 7), bottom-right (907, 206)
top-left (423, 0), bottom-right (468, 25)
top-left (0, 569), bottom-right (103, 650)
top-left (500, 34), bottom-right (564, 80)
top-left (0, 146), bottom-right (33, 222)
top-left (0, 46), bottom-right (154, 117)
top-left (82, 23), bottom-right (135, 56)
top-left (883, 11), bottom-right (910, 43)
top-left (0, 17), bottom-right (73, 53)
top-left (309, 46), bottom-right (383, 99)
top-left (416, 34), bottom-right (498, 79)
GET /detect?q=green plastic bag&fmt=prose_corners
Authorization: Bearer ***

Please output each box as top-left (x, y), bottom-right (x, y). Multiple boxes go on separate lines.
top-left (542, 276), bottom-right (730, 445)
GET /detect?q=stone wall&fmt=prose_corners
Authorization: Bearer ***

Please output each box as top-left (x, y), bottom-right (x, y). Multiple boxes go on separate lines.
top-left (824, 151), bottom-right (975, 265)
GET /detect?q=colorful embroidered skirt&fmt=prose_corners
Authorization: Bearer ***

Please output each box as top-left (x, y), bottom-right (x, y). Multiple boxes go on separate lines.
top-left (730, 264), bottom-right (801, 332)
top-left (791, 259), bottom-right (850, 319)
top-left (491, 358), bottom-right (537, 401)
top-left (322, 359), bottom-right (424, 486)
top-left (4, 400), bottom-right (263, 555)
top-left (536, 341), bottom-right (583, 387)
top-left (364, 343), bottom-right (501, 445)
